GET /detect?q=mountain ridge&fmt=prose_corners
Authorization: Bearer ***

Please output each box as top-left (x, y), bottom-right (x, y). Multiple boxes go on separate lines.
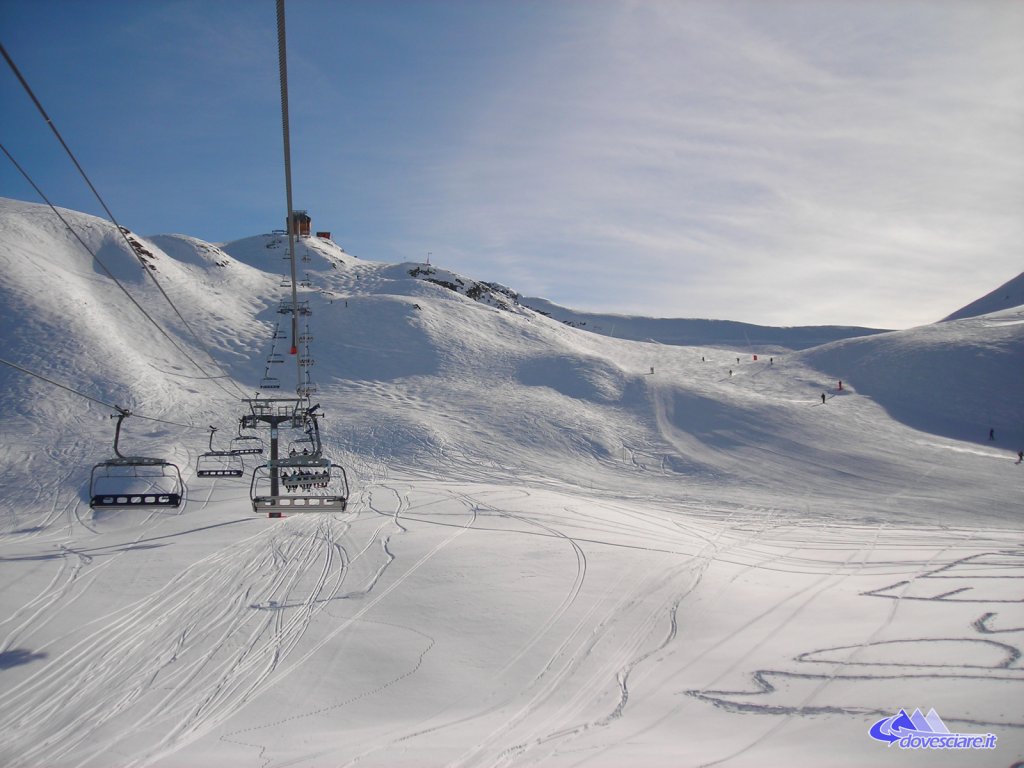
top-left (942, 270), bottom-right (1024, 322)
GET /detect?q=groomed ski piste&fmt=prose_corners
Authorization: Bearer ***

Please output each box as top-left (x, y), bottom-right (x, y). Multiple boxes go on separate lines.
top-left (0, 196), bottom-right (1021, 767)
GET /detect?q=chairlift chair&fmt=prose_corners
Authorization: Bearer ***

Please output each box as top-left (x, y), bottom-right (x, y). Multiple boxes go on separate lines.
top-left (229, 419), bottom-right (264, 455)
top-left (283, 428), bottom-right (314, 452)
top-left (249, 459), bottom-right (348, 514)
top-left (196, 426), bottom-right (244, 477)
top-left (279, 449), bottom-right (329, 488)
top-left (297, 370), bottom-right (317, 397)
top-left (248, 405), bottom-right (348, 515)
top-left (277, 299), bottom-right (312, 316)
top-left (260, 367), bottom-right (280, 389)
top-left (90, 410), bottom-right (184, 508)
top-left (286, 433), bottom-right (314, 454)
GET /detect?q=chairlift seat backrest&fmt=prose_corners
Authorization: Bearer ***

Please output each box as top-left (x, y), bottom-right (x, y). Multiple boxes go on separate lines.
top-left (230, 443), bottom-right (263, 455)
top-left (101, 455), bottom-right (173, 467)
top-left (197, 467), bottom-right (244, 478)
top-left (197, 447), bottom-right (245, 478)
top-left (276, 454), bottom-right (329, 469)
top-left (92, 492), bottom-right (182, 508)
top-left (253, 495), bottom-right (346, 513)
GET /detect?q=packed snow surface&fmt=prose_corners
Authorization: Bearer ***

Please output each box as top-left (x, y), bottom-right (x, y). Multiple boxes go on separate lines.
top-left (0, 198), bottom-right (1021, 767)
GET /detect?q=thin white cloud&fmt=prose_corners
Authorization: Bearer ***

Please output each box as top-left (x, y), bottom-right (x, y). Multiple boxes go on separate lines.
top-left (432, 0), bottom-right (1024, 327)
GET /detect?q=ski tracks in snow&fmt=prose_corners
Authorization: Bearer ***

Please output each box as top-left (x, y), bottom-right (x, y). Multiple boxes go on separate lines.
top-left (441, 498), bottom-right (766, 768)
top-left (219, 479), bottom-right (478, 767)
top-left (0, 512), bottom-right (360, 768)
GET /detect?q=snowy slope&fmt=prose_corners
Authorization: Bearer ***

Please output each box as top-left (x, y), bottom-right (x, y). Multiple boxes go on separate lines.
top-left (521, 295), bottom-right (889, 350)
top-left (802, 307), bottom-right (1024, 446)
top-left (1, 196), bottom-right (1022, 768)
top-left (942, 270), bottom-right (1024, 322)
top-left (0, 200), bottom-right (276, 519)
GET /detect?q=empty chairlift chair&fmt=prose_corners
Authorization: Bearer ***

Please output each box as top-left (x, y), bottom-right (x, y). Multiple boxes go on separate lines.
top-left (196, 426), bottom-right (245, 477)
top-left (260, 366), bottom-right (281, 389)
top-left (90, 409), bottom-right (184, 509)
top-left (229, 419), bottom-right (264, 455)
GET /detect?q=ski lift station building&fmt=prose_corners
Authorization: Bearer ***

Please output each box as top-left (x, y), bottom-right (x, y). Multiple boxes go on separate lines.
top-left (287, 210), bottom-right (312, 237)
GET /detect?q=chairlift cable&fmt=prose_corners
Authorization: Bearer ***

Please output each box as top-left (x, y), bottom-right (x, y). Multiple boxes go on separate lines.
top-left (1, 43), bottom-right (249, 402)
top-left (0, 355), bottom-right (199, 430)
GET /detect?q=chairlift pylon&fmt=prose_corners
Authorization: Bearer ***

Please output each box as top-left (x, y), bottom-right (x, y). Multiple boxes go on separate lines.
top-left (89, 409), bottom-right (184, 508)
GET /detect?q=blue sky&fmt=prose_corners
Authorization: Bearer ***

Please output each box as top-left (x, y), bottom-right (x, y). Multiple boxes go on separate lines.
top-left (2, 0), bottom-right (1022, 328)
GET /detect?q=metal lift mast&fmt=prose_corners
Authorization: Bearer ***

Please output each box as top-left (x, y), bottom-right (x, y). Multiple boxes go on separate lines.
top-left (242, 397), bottom-right (303, 504)
top-left (277, 0), bottom-right (302, 393)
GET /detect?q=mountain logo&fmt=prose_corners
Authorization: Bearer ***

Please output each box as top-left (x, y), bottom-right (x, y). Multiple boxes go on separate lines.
top-left (869, 708), bottom-right (997, 750)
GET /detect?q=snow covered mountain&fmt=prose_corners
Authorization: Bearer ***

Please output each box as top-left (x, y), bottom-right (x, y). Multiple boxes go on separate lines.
top-left (942, 269), bottom-right (1024, 322)
top-left (1, 196), bottom-right (1021, 767)
top-left (520, 295), bottom-right (889, 350)
top-left (802, 305), bottom-right (1024, 445)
